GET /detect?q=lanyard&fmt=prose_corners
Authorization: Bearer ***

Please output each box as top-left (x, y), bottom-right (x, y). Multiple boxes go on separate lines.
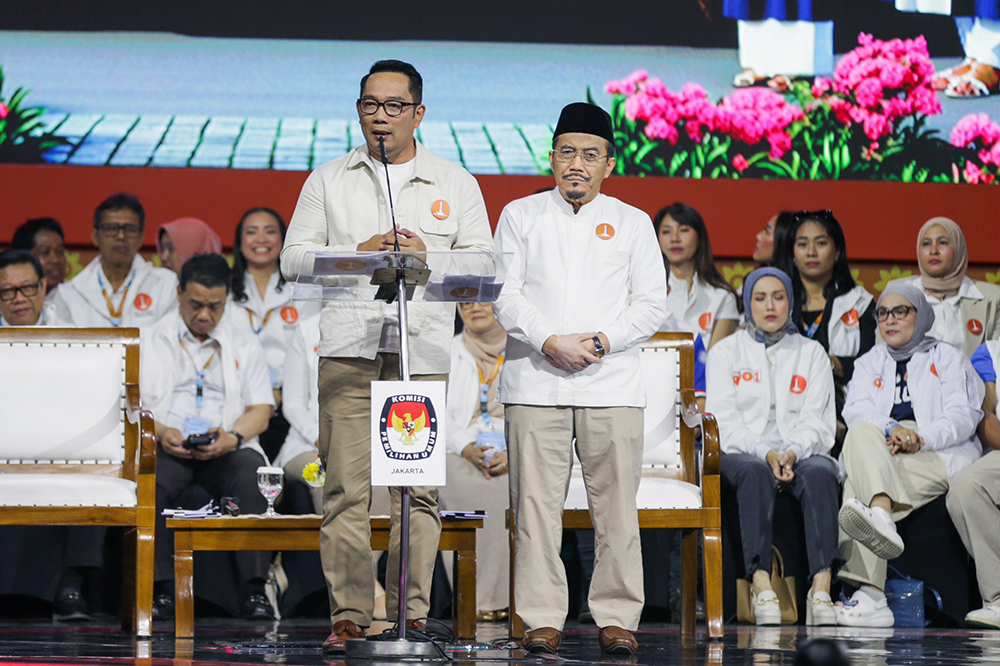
top-left (98, 270), bottom-right (135, 328)
top-left (179, 337), bottom-right (218, 410)
top-left (246, 307), bottom-right (278, 335)
top-left (803, 311), bottom-right (824, 339)
top-left (477, 351), bottom-right (505, 428)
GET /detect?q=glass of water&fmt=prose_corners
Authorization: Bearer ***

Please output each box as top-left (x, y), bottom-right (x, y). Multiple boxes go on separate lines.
top-left (256, 466), bottom-right (284, 518)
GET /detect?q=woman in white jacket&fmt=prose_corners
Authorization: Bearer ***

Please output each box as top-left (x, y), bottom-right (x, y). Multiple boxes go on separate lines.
top-left (438, 301), bottom-right (509, 621)
top-left (707, 267), bottom-right (839, 626)
top-left (837, 283), bottom-right (985, 627)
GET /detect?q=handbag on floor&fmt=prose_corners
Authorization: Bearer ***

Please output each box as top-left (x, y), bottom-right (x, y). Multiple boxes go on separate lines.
top-left (885, 565), bottom-right (943, 627)
top-left (736, 545), bottom-right (798, 624)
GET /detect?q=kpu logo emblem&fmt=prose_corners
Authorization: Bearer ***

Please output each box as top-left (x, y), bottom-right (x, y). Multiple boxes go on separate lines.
top-left (378, 394), bottom-right (439, 461)
top-left (596, 223), bottom-right (615, 240)
top-left (790, 375), bottom-right (808, 394)
top-left (281, 306), bottom-right (299, 325)
top-left (841, 309), bottom-right (859, 327)
top-left (699, 312), bottom-right (713, 332)
top-left (431, 200), bottom-right (451, 220)
top-left (968, 318), bottom-right (984, 335)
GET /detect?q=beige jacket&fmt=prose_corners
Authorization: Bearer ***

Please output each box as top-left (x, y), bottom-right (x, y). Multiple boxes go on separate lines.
top-left (280, 142), bottom-right (494, 375)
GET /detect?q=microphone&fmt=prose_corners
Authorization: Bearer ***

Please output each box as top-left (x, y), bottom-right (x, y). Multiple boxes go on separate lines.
top-left (376, 136), bottom-right (404, 303)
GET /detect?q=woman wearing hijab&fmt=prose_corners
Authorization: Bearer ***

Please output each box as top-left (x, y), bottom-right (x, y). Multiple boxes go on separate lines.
top-left (156, 218), bottom-right (223, 274)
top-left (438, 302), bottom-right (510, 621)
top-left (707, 267), bottom-right (839, 626)
top-left (836, 283), bottom-right (985, 627)
top-left (891, 217), bottom-right (1000, 357)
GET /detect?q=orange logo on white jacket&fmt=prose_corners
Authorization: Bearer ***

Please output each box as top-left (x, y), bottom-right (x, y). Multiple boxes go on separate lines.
top-left (790, 375), bottom-right (808, 394)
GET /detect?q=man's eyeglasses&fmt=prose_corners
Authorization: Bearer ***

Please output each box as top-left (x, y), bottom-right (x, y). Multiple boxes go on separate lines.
top-left (875, 305), bottom-right (917, 322)
top-left (0, 281), bottom-right (42, 302)
top-left (357, 99), bottom-right (418, 117)
top-left (551, 148), bottom-right (609, 166)
top-left (97, 223), bottom-right (143, 239)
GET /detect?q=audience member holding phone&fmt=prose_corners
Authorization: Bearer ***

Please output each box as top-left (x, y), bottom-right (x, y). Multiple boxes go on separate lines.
top-left (140, 254), bottom-right (276, 621)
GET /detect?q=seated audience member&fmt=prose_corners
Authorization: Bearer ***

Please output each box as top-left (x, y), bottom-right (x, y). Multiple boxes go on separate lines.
top-left (141, 254), bottom-right (275, 620)
top-left (655, 202), bottom-right (739, 350)
top-left (156, 217), bottom-right (223, 275)
top-left (274, 309), bottom-right (321, 512)
top-left (837, 283), bottom-right (984, 627)
top-left (706, 268), bottom-right (839, 626)
top-left (11, 217), bottom-right (68, 295)
top-left (751, 212), bottom-right (796, 268)
top-left (947, 340), bottom-right (1000, 627)
top-left (890, 217), bottom-right (1000, 357)
top-left (52, 193), bottom-right (178, 327)
top-left (775, 210), bottom-right (876, 450)
top-left (439, 302), bottom-right (510, 622)
top-left (0, 249), bottom-right (106, 621)
top-left (0, 250), bottom-right (59, 326)
top-left (224, 207), bottom-right (315, 462)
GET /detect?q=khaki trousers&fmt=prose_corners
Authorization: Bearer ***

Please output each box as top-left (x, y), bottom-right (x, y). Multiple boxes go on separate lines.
top-left (318, 355), bottom-right (444, 627)
top-left (947, 449), bottom-right (1000, 605)
top-left (838, 421), bottom-right (949, 589)
top-left (507, 404), bottom-right (644, 631)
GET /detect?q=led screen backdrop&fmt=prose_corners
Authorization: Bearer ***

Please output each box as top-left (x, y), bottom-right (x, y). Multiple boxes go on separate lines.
top-left (4, 0), bottom-right (1000, 184)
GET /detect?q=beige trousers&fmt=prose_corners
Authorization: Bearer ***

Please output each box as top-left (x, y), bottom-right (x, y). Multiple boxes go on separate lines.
top-left (439, 452), bottom-right (510, 612)
top-left (507, 404), bottom-right (644, 631)
top-left (947, 449), bottom-right (1000, 605)
top-left (838, 421), bottom-right (949, 589)
top-left (317, 355), bottom-right (444, 627)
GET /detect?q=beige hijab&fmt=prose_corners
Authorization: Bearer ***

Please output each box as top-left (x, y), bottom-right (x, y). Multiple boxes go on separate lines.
top-left (461, 317), bottom-right (507, 427)
top-left (917, 217), bottom-right (968, 299)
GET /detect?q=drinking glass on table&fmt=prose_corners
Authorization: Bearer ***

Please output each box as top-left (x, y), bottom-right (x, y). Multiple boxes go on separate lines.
top-left (256, 466), bottom-right (284, 518)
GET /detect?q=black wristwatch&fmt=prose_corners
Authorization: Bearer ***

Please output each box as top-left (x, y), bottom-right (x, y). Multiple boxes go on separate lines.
top-left (230, 431), bottom-right (245, 448)
top-left (593, 336), bottom-right (606, 359)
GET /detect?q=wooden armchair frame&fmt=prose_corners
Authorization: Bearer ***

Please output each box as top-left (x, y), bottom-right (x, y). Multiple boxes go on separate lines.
top-left (0, 328), bottom-right (156, 636)
top-left (508, 332), bottom-right (723, 638)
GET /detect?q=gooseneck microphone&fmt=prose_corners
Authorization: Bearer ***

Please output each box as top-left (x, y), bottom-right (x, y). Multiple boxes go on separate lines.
top-left (376, 136), bottom-right (404, 303)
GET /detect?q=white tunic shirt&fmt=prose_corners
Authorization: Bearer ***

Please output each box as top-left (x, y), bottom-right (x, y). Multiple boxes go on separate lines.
top-left (51, 255), bottom-right (177, 328)
top-left (273, 312), bottom-right (321, 468)
top-left (223, 270), bottom-right (318, 389)
top-left (494, 189), bottom-right (668, 407)
top-left (665, 270), bottom-right (740, 349)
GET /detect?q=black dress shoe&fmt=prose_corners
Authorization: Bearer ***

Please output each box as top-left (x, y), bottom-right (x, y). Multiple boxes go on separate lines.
top-left (241, 593), bottom-right (275, 620)
top-left (54, 590), bottom-right (91, 622)
top-left (152, 592), bottom-right (175, 620)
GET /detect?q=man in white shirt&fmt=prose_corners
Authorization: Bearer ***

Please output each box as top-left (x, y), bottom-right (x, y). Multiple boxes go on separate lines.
top-left (140, 254), bottom-right (275, 621)
top-left (493, 103), bottom-right (667, 655)
top-left (0, 250), bottom-right (61, 327)
top-left (281, 59), bottom-right (494, 653)
top-left (52, 193), bottom-right (177, 328)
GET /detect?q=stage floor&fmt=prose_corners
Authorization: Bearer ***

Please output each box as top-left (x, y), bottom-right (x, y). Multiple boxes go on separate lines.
top-left (0, 618), bottom-right (998, 666)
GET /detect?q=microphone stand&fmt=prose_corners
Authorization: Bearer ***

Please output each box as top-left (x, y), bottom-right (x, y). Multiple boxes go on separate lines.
top-left (347, 138), bottom-right (438, 659)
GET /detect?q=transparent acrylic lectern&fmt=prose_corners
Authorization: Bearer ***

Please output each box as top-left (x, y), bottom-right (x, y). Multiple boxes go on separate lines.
top-left (291, 249), bottom-right (503, 658)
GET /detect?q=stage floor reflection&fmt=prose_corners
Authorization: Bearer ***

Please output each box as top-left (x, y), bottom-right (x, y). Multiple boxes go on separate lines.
top-left (0, 618), bottom-right (999, 665)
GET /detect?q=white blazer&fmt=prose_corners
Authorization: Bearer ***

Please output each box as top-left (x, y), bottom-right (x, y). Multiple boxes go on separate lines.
top-left (52, 255), bottom-right (177, 328)
top-left (827, 286), bottom-right (875, 358)
top-left (707, 330), bottom-right (836, 460)
top-left (140, 313), bottom-right (274, 460)
top-left (665, 271), bottom-right (739, 349)
top-left (843, 342), bottom-right (985, 478)
top-left (446, 335), bottom-right (504, 456)
top-left (273, 313), bottom-right (321, 469)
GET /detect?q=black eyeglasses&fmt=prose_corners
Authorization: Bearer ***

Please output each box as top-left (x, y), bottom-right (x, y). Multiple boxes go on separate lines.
top-left (875, 305), bottom-right (917, 322)
top-left (97, 223), bottom-right (143, 238)
top-left (0, 281), bottom-right (42, 302)
top-left (357, 99), bottom-right (418, 117)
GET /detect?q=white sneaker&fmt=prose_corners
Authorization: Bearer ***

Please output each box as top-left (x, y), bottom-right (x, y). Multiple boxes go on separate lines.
top-left (753, 590), bottom-right (782, 626)
top-left (966, 603), bottom-right (1000, 629)
top-left (806, 590), bottom-right (837, 626)
top-left (836, 589), bottom-right (895, 628)
top-left (839, 497), bottom-right (904, 560)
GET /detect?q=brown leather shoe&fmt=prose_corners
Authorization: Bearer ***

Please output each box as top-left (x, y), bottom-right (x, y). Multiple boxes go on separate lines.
top-left (322, 619), bottom-right (365, 654)
top-left (522, 627), bottom-right (561, 653)
top-left (599, 626), bottom-right (638, 655)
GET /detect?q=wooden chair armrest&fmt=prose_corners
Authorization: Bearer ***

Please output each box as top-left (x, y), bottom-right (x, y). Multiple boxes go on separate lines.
top-left (700, 412), bottom-right (721, 477)
top-left (125, 383), bottom-right (157, 476)
top-left (678, 388), bottom-right (702, 430)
